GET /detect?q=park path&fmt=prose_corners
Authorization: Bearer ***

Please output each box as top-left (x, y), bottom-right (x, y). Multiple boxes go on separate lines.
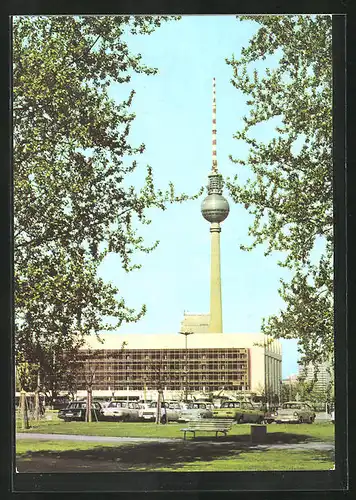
top-left (16, 432), bottom-right (334, 450)
top-left (16, 432), bottom-right (177, 443)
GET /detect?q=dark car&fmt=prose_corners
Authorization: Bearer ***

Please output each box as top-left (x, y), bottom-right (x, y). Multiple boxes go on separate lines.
top-left (52, 397), bottom-right (70, 410)
top-left (58, 401), bottom-right (104, 421)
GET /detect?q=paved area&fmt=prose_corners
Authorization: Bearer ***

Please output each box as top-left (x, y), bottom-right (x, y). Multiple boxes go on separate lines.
top-left (17, 432), bottom-right (334, 450)
top-left (17, 432), bottom-right (177, 443)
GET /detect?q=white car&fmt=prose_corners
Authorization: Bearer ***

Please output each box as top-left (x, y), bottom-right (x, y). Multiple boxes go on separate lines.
top-left (273, 402), bottom-right (316, 424)
top-left (178, 402), bottom-right (214, 422)
top-left (141, 401), bottom-right (183, 423)
top-left (102, 401), bottom-right (131, 421)
top-left (99, 400), bottom-right (112, 408)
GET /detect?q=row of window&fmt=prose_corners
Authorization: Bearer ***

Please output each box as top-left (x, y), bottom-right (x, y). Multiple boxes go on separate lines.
top-left (77, 374), bottom-right (249, 382)
top-left (81, 383), bottom-right (250, 391)
top-left (77, 350), bottom-right (248, 361)
top-left (90, 364), bottom-right (247, 371)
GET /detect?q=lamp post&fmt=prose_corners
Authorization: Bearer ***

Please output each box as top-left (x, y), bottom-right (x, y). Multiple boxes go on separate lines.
top-left (179, 331), bottom-right (194, 402)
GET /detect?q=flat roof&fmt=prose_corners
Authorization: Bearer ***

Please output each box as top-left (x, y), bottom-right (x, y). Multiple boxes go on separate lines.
top-left (82, 332), bottom-right (282, 354)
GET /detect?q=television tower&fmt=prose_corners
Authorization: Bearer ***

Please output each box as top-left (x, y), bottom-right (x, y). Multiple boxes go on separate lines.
top-left (201, 78), bottom-right (230, 333)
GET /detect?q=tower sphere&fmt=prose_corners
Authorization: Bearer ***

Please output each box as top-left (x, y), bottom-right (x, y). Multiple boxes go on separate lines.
top-left (201, 193), bottom-right (230, 223)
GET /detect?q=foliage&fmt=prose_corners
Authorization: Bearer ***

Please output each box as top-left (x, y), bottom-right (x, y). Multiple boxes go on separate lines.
top-left (226, 15), bottom-right (333, 365)
top-left (16, 361), bottom-right (39, 392)
top-left (13, 16), bottom-right (200, 391)
top-left (280, 378), bottom-right (333, 405)
top-left (16, 419), bottom-right (335, 442)
top-left (252, 382), bottom-right (279, 406)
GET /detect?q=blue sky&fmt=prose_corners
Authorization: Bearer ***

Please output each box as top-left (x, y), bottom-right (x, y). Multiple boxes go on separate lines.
top-left (98, 15), bottom-right (301, 378)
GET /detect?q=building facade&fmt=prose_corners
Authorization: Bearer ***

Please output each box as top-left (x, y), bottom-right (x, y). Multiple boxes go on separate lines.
top-left (73, 333), bottom-right (282, 400)
top-left (298, 360), bottom-right (334, 392)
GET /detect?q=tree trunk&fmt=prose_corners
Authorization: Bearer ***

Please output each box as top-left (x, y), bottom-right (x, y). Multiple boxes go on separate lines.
top-left (20, 390), bottom-right (29, 430)
top-left (34, 371), bottom-right (41, 420)
top-left (161, 392), bottom-right (168, 424)
top-left (156, 390), bottom-right (161, 424)
top-left (86, 388), bottom-right (92, 422)
top-left (34, 389), bottom-right (40, 421)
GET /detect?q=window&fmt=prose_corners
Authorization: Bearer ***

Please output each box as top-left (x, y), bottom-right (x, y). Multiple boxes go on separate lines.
top-left (283, 403), bottom-right (301, 410)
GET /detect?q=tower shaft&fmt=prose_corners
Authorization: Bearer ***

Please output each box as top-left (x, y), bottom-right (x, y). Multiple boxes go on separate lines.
top-left (209, 222), bottom-right (223, 332)
top-left (201, 78), bottom-right (229, 334)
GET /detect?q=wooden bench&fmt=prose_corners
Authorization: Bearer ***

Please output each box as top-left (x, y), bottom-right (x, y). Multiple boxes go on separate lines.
top-left (180, 418), bottom-right (234, 440)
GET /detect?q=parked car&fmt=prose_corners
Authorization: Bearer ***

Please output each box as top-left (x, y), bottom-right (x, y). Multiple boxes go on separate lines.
top-left (126, 402), bottom-right (145, 421)
top-left (141, 401), bottom-right (183, 423)
top-left (99, 400), bottom-right (112, 408)
top-left (212, 400), bottom-right (265, 423)
top-left (178, 401), bottom-right (214, 422)
top-left (273, 401), bottom-right (316, 424)
top-left (264, 408), bottom-right (279, 424)
top-left (102, 400), bottom-right (129, 420)
top-left (102, 400), bottom-right (143, 421)
top-left (58, 401), bottom-right (104, 421)
top-left (52, 397), bottom-right (70, 410)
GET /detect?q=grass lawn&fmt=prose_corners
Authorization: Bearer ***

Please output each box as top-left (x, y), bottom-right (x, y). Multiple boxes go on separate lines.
top-left (17, 416), bottom-right (335, 443)
top-left (16, 415), bottom-right (334, 472)
top-left (16, 438), bottom-right (334, 471)
top-left (154, 449), bottom-right (334, 471)
top-left (16, 439), bottom-right (127, 456)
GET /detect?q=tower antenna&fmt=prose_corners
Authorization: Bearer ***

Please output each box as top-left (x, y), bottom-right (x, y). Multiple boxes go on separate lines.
top-left (212, 77), bottom-right (218, 173)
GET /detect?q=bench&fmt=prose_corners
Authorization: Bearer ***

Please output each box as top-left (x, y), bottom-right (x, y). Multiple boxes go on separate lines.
top-left (180, 418), bottom-right (234, 440)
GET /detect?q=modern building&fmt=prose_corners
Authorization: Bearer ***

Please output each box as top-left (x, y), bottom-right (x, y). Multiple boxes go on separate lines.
top-left (298, 360), bottom-right (333, 392)
top-left (71, 79), bottom-right (282, 401)
top-left (74, 332), bottom-right (282, 400)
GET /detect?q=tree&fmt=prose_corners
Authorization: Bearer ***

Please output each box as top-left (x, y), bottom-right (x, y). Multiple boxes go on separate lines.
top-left (226, 15), bottom-right (333, 365)
top-left (79, 346), bottom-right (121, 422)
top-left (13, 16), bottom-right (201, 390)
top-left (253, 382), bottom-right (279, 408)
top-left (280, 381), bottom-right (297, 403)
top-left (144, 352), bottom-right (167, 424)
